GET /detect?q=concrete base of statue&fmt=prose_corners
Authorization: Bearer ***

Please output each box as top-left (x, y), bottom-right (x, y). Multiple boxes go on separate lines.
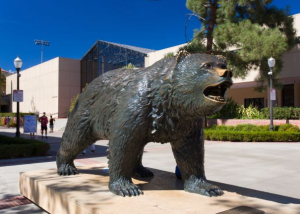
top-left (19, 165), bottom-right (299, 214)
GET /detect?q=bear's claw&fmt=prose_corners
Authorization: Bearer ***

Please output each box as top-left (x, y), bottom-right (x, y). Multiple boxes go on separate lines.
top-left (184, 175), bottom-right (224, 197)
top-left (57, 164), bottom-right (78, 176)
top-left (109, 178), bottom-right (143, 197)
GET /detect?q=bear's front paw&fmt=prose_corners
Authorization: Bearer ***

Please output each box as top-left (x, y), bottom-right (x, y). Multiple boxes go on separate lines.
top-left (135, 165), bottom-right (154, 178)
top-left (57, 164), bottom-right (78, 176)
top-left (109, 177), bottom-right (143, 197)
top-left (184, 175), bottom-right (223, 197)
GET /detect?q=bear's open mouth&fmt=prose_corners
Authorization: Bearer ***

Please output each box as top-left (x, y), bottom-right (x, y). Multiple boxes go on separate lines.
top-left (203, 81), bottom-right (232, 103)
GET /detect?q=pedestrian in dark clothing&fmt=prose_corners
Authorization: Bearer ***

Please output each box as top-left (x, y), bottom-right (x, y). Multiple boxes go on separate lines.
top-left (49, 115), bottom-right (55, 133)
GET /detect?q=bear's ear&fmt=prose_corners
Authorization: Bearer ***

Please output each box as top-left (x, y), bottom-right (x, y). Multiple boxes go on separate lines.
top-left (176, 50), bottom-right (190, 63)
top-left (214, 55), bottom-right (227, 64)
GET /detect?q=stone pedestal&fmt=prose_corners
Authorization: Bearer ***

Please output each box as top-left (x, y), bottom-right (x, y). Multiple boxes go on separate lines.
top-left (19, 165), bottom-right (300, 214)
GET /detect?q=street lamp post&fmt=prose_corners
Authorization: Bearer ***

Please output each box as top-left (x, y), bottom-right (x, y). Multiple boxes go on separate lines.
top-left (268, 57), bottom-right (276, 131)
top-left (14, 56), bottom-right (23, 137)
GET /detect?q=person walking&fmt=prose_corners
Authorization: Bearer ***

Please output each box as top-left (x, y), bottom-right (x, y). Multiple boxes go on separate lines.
top-left (49, 115), bottom-right (55, 133)
top-left (39, 112), bottom-right (48, 138)
top-left (4, 117), bottom-right (7, 126)
top-left (6, 116), bottom-right (11, 128)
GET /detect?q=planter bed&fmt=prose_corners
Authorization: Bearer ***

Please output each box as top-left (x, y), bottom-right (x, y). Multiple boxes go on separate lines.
top-left (0, 135), bottom-right (50, 159)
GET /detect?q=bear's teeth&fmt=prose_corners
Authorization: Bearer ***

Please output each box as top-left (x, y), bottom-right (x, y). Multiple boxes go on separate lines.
top-left (209, 95), bottom-right (225, 101)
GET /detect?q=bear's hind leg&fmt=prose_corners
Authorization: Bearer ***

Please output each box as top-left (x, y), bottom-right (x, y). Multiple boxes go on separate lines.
top-left (134, 147), bottom-right (154, 178)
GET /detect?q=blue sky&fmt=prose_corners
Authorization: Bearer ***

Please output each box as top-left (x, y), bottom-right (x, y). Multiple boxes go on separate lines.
top-left (0, 0), bottom-right (299, 71)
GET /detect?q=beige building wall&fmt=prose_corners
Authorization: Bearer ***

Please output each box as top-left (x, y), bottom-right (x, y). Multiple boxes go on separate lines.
top-left (6, 57), bottom-right (80, 117)
top-left (145, 44), bottom-right (186, 67)
top-left (228, 87), bottom-right (283, 107)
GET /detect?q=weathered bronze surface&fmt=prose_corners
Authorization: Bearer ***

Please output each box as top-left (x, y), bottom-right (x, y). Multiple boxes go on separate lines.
top-left (56, 53), bottom-right (232, 197)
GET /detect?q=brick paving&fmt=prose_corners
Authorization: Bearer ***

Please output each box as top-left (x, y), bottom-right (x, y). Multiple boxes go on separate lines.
top-left (0, 196), bottom-right (32, 210)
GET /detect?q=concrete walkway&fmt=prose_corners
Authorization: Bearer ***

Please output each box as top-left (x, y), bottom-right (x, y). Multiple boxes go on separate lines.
top-left (0, 127), bottom-right (300, 213)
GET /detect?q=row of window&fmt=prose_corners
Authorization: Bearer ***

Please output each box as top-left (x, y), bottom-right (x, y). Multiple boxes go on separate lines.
top-left (244, 84), bottom-right (295, 108)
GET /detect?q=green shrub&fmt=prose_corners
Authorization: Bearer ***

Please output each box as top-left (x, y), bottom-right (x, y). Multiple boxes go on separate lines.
top-left (234, 124), bottom-right (259, 131)
top-left (257, 125), bottom-right (270, 131)
top-left (207, 124), bottom-right (298, 132)
top-left (204, 130), bottom-right (300, 142)
top-left (277, 123), bottom-right (299, 132)
top-left (209, 98), bottom-right (241, 119)
top-left (164, 52), bottom-right (175, 58)
top-left (206, 125), bottom-right (235, 131)
top-left (123, 63), bottom-right (135, 69)
top-left (260, 107), bottom-right (300, 119)
top-left (0, 135), bottom-right (50, 159)
top-left (0, 113), bottom-right (35, 117)
top-left (238, 105), bottom-right (262, 119)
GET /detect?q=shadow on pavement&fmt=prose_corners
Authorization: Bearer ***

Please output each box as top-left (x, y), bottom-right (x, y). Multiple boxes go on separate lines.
top-left (79, 167), bottom-right (300, 205)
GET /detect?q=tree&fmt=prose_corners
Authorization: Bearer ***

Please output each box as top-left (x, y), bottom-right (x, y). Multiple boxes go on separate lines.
top-left (185, 0), bottom-right (296, 90)
top-left (68, 84), bottom-right (88, 114)
top-left (0, 68), bottom-right (6, 112)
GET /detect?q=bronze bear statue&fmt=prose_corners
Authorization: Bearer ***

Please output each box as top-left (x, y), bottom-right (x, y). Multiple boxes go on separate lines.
top-left (56, 53), bottom-right (232, 197)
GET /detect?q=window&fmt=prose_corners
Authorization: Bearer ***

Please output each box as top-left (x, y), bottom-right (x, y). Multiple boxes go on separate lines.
top-left (244, 98), bottom-right (264, 110)
top-left (282, 84), bottom-right (294, 107)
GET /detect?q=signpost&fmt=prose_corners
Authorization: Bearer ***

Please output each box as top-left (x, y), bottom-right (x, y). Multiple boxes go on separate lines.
top-left (24, 115), bottom-right (37, 133)
top-left (13, 90), bottom-right (23, 102)
top-left (270, 88), bottom-right (276, 101)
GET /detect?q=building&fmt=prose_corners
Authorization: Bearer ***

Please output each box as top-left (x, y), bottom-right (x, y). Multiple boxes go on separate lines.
top-left (80, 40), bottom-right (154, 89)
top-left (6, 58), bottom-right (80, 117)
top-left (80, 40), bottom-right (185, 90)
top-left (0, 68), bottom-right (11, 112)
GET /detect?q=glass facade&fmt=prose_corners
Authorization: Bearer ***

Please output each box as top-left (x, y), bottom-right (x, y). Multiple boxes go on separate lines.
top-left (81, 40), bottom-right (153, 89)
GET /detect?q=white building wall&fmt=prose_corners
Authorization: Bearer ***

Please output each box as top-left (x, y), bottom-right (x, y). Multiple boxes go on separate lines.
top-left (145, 44), bottom-right (186, 67)
top-left (6, 57), bottom-right (80, 118)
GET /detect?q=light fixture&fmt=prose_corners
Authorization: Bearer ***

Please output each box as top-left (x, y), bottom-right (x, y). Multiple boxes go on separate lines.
top-left (34, 39), bottom-right (50, 63)
top-left (14, 56), bottom-right (23, 69)
top-left (268, 57), bottom-right (275, 68)
top-left (267, 57), bottom-right (276, 131)
top-left (14, 56), bottom-right (22, 137)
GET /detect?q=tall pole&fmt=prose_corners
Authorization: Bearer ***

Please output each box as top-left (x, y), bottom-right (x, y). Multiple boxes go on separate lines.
top-left (269, 68), bottom-right (273, 131)
top-left (34, 40), bottom-right (50, 64)
top-left (41, 44), bottom-right (43, 63)
top-left (0, 67), bottom-right (2, 113)
top-left (16, 68), bottom-right (20, 137)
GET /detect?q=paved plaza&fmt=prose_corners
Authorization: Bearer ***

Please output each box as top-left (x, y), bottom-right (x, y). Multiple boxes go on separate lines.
top-left (0, 127), bottom-right (300, 213)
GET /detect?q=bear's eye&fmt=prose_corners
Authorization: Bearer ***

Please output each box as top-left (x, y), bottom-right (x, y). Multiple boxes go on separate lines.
top-left (202, 63), bottom-right (214, 69)
top-left (218, 63), bottom-right (227, 69)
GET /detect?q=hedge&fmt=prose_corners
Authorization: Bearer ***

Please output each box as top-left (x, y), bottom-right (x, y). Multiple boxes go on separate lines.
top-left (204, 130), bottom-right (300, 142)
top-left (207, 124), bottom-right (300, 132)
top-left (0, 135), bottom-right (50, 159)
top-left (0, 113), bottom-right (35, 117)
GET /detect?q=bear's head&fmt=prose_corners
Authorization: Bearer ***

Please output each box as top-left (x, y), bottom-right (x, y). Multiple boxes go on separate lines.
top-left (169, 53), bottom-right (233, 117)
